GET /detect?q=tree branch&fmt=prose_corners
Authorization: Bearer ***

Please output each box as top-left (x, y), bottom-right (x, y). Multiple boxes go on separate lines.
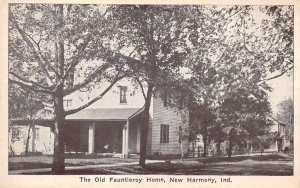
top-left (9, 79), bottom-right (54, 94)
top-left (227, 7), bottom-right (247, 20)
top-left (64, 75), bottom-right (123, 115)
top-left (63, 63), bottom-right (112, 96)
top-left (25, 33), bottom-right (59, 76)
top-left (61, 35), bottom-right (92, 85)
top-left (9, 72), bottom-right (53, 91)
top-left (42, 102), bottom-right (54, 108)
top-left (136, 78), bottom-right (146, 100)
top-left (9, 9), bottom-right (55, 86)
top-left (29, 96), bottom-right (53, 108)
top-left (128, 45), bottom-right (141, 57)
top-left (9, 43), bottom-right (31, 63)
top-left (243, 38), bottom-right (283, 65)
top-left (258, 66), bottom-right (293, 83)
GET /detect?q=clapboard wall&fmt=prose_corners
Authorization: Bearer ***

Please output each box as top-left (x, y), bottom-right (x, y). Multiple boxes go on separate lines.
top-left (148, 96), bottom-right (189, 155)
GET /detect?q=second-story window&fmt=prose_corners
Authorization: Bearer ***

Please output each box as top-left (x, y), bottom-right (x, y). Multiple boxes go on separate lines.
top-left (64, 99), bottom-right (72, 108)
top-left (119, 86), bottom-right (127, 104)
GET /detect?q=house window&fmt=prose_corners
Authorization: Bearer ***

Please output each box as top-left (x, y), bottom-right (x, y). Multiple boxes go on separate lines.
top-left (160, 124), bottom-right (169, 143)
top-left (34, 127), bottom-right (40, 141)
top-left (119, 86), bottom-right (127, 104)
top-left (64, 99), bottom-right (72, 108)
top-left (11, 127), bottom-right (20, 141)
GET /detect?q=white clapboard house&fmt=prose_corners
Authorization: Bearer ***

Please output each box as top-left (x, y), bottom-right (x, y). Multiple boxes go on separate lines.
top-left (9, 79), bottom-right (189, 157)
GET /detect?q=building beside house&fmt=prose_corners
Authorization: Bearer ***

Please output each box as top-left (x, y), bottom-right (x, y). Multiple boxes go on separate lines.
top-left (9, 123), bottom-right (54, 155)
top-left (266, 118), bottom-right (290, 152)
top-left (185, 116), bottom-right (291, 157)
top-left (9, 79), bottom-right (189, 157)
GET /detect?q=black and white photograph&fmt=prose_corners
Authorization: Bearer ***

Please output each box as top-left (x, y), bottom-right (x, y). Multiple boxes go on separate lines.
top-left (3, 1), bottom-right (297, 184)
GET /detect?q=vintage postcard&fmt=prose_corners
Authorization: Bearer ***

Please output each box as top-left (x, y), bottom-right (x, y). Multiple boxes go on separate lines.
top-left (0, 0), bottom-right (299, 187)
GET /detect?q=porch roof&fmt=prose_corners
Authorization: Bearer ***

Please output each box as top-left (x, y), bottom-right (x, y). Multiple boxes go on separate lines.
top-left (11, 107), bottom-right (144, 124)
top-left (66, 108), bottom-right (142, 121)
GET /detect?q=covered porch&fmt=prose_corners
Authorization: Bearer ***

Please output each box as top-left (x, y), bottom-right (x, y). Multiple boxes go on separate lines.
top-left (65, 108), bottom-right (143, 157)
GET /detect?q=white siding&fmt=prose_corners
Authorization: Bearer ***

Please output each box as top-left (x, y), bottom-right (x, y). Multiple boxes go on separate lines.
top-left (9, 125), bottom-right (54, 155)
top-left (65, 78), bottom-right (145, 110)
top-left (148, 97), bottom-right (189, 155)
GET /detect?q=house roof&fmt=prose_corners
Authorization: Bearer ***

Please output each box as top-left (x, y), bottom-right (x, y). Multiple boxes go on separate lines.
top-left (11, 107), bottom-right (144, 124)
top-left (66, 108), bottom-right (142, 121)
top-left (268, 116), bottom-right (288, 126)
top-left (10, 109), bottom-right (55, 124)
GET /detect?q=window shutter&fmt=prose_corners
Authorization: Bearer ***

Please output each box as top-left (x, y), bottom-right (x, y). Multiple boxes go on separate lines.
top-left (167, 125), bottom-right (169, 143)
top-left (160, 125), bottom-right (163, 143)
top-left (119, 86), bottom-right (127, 104)
top-left (160, 124), bottom-right (169, 143)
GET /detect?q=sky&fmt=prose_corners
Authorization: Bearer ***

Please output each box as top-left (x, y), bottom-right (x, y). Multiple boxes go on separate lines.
top-left (267, 73), bottom-right (293, 115)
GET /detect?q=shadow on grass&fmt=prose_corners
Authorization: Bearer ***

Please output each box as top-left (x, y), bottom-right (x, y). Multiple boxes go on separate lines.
top-left (196, 154), bottom-right (292, 164)
top-left (9, 155), bottom-right (138, 171)
top-left (9, 162), bottom-right (51, 171)
top-left (26, 160), bottom-right (293, 175)
top-left (11, 154), bottom-right (293, 175)
top-left (8, 162), bottom-right (88, 171)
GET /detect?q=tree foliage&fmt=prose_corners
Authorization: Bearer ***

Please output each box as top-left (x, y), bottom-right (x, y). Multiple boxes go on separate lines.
top-left (8, 4), bottom-right (293, 168)
top-left (175, 5), bottom-right (292, 157)
top-left (9, 4), bottom-right (129, 173)
top-left (8, 84), bottom-right (44, 120)
top-left (108, 5), bottom-right (191, 165)
top-left (276, 97), bottom-right (293, 125)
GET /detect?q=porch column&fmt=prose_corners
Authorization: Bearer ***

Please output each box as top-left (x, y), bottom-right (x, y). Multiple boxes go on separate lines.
top-left (122, 120), bottom-right (129, 157)
top-left (136, 124), bottom-right (140, 153)
top-left (122, 126), bottom-right (125, 155)
top-left (88, 122), bottom-right (95, 154)
top-left (32, 125), bottom-right (36, 152)
top-left (126, 121), bottom-right (129, 154)
top-left (28, 125), bottom-right (36, 152)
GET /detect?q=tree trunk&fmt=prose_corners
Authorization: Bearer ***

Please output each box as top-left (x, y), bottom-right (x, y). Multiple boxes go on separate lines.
top-left (228, 129), bottom-right (235, 159)
top-left (52, 115), bottom-right (66, 174)
top-left (52, 4), bottom-right (66, 174)
top-left (24, 124), bottom-right (34, 156)
top-left (9, 146), bottom-right (16, 156)
top-left (51, 95), bottom-right (66, 174)
top-left (203, 126), bottom-right (208, 157)
top-left (216, 141), bottom-right (222, 156)
top-left (139, 83), bottom-right (154, 167)
top-left (228, 138), bottom-right (233, 158)
top-left (180, 140), bottom-right (184, 162)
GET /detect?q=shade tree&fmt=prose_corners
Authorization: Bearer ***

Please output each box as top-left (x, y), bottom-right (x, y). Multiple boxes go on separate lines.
top-left (176, 5), bottom-right (293, 157)
top-left (108, 5), bottom-right (191, 166)
top-left (9, 4), bottom-right (130, 173)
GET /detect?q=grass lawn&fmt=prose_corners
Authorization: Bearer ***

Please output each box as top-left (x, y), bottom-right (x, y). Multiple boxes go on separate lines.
top-left (73, 154), bottom-right (292, 176)
top-left (9, 155), bottom-right (138, 171)
top-left (9, 153), bottom-right (293, 175)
